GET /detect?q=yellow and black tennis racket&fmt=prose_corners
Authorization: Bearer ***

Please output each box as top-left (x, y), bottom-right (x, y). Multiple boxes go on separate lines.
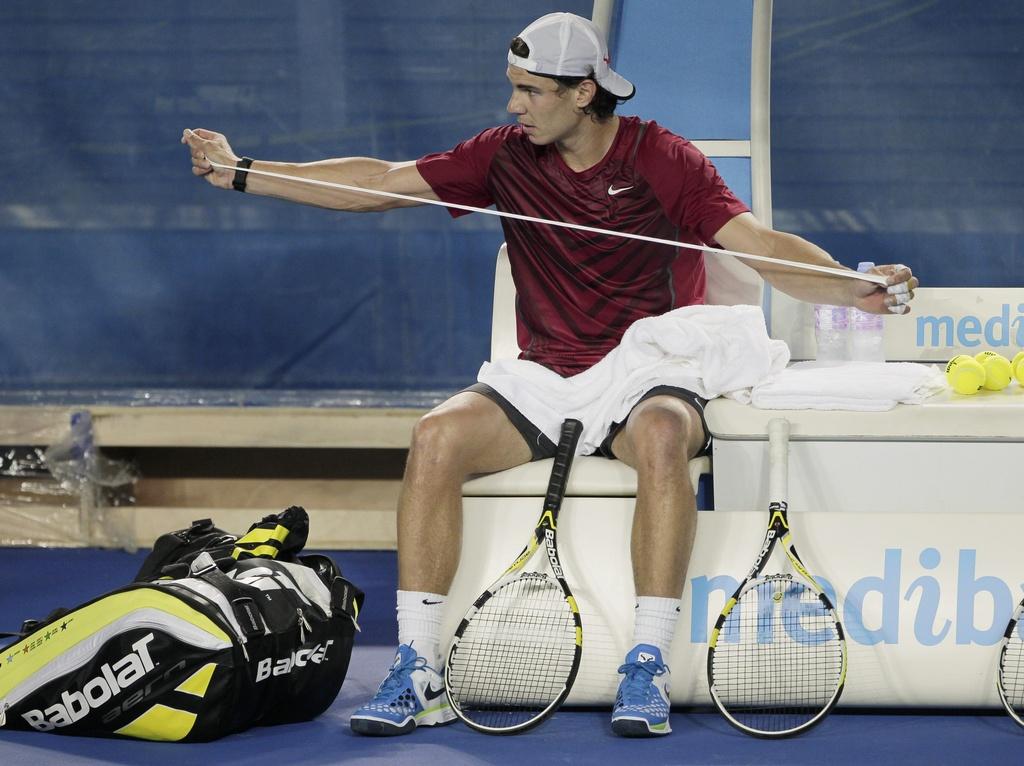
top-left (707, 417), bottom-right (847, 737)
top-left (445, 418), bottom-right (583, 734)
top-left (997, 596), bottom-right (1024, 728)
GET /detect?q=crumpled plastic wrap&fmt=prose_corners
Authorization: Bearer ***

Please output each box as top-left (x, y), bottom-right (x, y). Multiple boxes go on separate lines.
top-left (1, 410), bottom-right (138, 550)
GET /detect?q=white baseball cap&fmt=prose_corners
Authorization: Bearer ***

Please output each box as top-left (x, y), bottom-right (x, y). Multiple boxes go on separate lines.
top-left (508, 12), bottom-right (635, 100)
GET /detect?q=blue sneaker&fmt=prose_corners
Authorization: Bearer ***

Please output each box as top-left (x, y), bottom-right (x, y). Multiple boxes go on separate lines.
top-left (611, 644), bottom-right (672, 737)
top-left (350, 644), bottom-right (456, 736)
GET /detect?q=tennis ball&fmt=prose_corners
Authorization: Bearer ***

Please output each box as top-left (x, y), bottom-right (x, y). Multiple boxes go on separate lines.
top-left (945, 355), bottom-right (985, 395)
top-left (1013, 350), bottom-right (1024, 386)
top-left (974, 351), bottom-right (1012, 391)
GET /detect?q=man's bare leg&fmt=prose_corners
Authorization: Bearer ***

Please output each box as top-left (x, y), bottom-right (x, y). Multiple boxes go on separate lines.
top-left (397, 390), bottom-right (533, 593)
top-left (610, 395), bottom-right (705, 598)
top-left (352, 390), bottom-right (532, 735)
top-left (608, 394), bottom-right (706, 737)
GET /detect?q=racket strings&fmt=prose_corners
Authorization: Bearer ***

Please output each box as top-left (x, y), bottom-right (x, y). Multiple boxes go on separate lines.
top-left (1001, 621), bottom-right (1024, 714)
top-left (711, 578), bottom-right (844, 733)
top-left (447, 572), bottom-right (577, 728)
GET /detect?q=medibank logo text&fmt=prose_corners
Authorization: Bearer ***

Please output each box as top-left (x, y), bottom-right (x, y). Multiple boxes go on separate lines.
top-left (691, 548), bottom-right (1019, 647)
top-left (916, 304), bottom-right (1024, 348)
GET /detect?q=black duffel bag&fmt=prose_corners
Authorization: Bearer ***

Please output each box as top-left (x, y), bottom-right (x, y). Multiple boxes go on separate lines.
top-left (0, 506), bottom-right (363, 742)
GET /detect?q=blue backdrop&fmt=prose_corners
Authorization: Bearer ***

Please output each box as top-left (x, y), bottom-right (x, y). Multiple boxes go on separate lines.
top-left (0, 1), bottom-right (589, 395)
top-left (0, 2), bottom-right (1020, 396)
top-left (771, 1), bottom-right (1023, 287)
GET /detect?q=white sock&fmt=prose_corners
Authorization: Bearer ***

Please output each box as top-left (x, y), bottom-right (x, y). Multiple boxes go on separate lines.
top-left (633, 596), bottom-right (682, 657)
top-left (396, 590), bottom-right (446, 669)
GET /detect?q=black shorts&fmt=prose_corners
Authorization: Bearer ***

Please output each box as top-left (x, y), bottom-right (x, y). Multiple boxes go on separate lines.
top-left (463, 382), bottom-right (712, 462)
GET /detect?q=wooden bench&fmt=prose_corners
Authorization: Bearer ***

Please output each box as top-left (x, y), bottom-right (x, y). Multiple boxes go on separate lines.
top-left (0, 401), bottom-right (430, 549)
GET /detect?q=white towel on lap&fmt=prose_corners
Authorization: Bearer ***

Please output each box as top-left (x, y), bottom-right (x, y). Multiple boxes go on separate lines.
top-left (750, 360), bottom-right (946, 411)
top-left (477, 305), bottom-right (789, 454)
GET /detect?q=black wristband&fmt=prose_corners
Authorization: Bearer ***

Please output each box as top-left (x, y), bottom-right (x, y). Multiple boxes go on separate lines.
top-left (232, 157), bottom-right (254, 192)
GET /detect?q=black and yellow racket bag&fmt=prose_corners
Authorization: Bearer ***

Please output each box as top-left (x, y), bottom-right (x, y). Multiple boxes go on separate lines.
top-left (0, 506), bottom-right (363, 742)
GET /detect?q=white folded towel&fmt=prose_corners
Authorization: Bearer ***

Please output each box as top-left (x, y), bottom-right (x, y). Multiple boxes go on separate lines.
top-left (750, 360), bottom-right (946, 411)
top-left (478, 305), bottom-right (789, 454)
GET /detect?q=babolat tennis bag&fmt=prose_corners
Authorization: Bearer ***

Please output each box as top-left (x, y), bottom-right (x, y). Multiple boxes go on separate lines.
top-left (0, 506), bottom-right (363, 742)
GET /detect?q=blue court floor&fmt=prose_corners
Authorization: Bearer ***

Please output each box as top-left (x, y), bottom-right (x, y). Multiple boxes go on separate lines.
top-left (0, 548), bottom-right (1020, 765)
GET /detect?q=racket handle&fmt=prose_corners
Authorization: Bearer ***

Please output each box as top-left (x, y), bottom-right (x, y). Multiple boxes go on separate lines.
top-left (767, 418), bottom-right (790, 505)
top-left (544, 419), bottom-right (583, 511)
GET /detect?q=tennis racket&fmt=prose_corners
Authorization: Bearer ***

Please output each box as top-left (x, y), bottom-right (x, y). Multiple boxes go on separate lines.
top-left (707, 417), bottom-right (847, 737)
top-left (445, 418), bottom-right (583, 734)
top-left (997, 597), bottom-right (1024, 728)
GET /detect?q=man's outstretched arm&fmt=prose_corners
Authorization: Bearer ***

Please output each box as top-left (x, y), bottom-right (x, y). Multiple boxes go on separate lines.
top-left (715, 211), bottom-right (918, 315)
top-left (181, 128), bottom-right (438, 212)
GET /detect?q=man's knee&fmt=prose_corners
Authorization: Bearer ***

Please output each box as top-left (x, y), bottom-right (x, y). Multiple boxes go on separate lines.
top-left (409, 406), bottom-right (468, 463)
top-left (626, 400), bottom-right (701, 464)
top-left (406, 393), bottom-right (531, 476)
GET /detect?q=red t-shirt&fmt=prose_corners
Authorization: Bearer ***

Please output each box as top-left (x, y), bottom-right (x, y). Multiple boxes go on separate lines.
top-left (416, 116), bottom-right (749, 376)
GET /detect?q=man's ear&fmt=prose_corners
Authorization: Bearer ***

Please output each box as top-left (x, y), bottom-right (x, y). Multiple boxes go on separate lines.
top-left (575, 79), bottom-right (597, 110)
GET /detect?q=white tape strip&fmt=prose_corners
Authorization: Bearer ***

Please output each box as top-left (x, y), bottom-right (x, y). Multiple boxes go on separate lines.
top-left (206, 159), bottom-right (889, 286)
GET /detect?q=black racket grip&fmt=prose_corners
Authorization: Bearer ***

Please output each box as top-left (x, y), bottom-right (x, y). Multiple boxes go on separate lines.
top-left (544, 419), bottom-right (583, 511)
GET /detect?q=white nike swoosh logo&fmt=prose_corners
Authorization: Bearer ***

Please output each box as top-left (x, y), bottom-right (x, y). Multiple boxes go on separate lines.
top-left (608, 184), bottom-right (633, 196)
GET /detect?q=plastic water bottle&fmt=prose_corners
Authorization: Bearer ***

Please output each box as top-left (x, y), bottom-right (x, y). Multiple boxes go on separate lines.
top-left (814, 304), bottom-right (849, 361)
top-left (850, 261), bottom-right (886, 362)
